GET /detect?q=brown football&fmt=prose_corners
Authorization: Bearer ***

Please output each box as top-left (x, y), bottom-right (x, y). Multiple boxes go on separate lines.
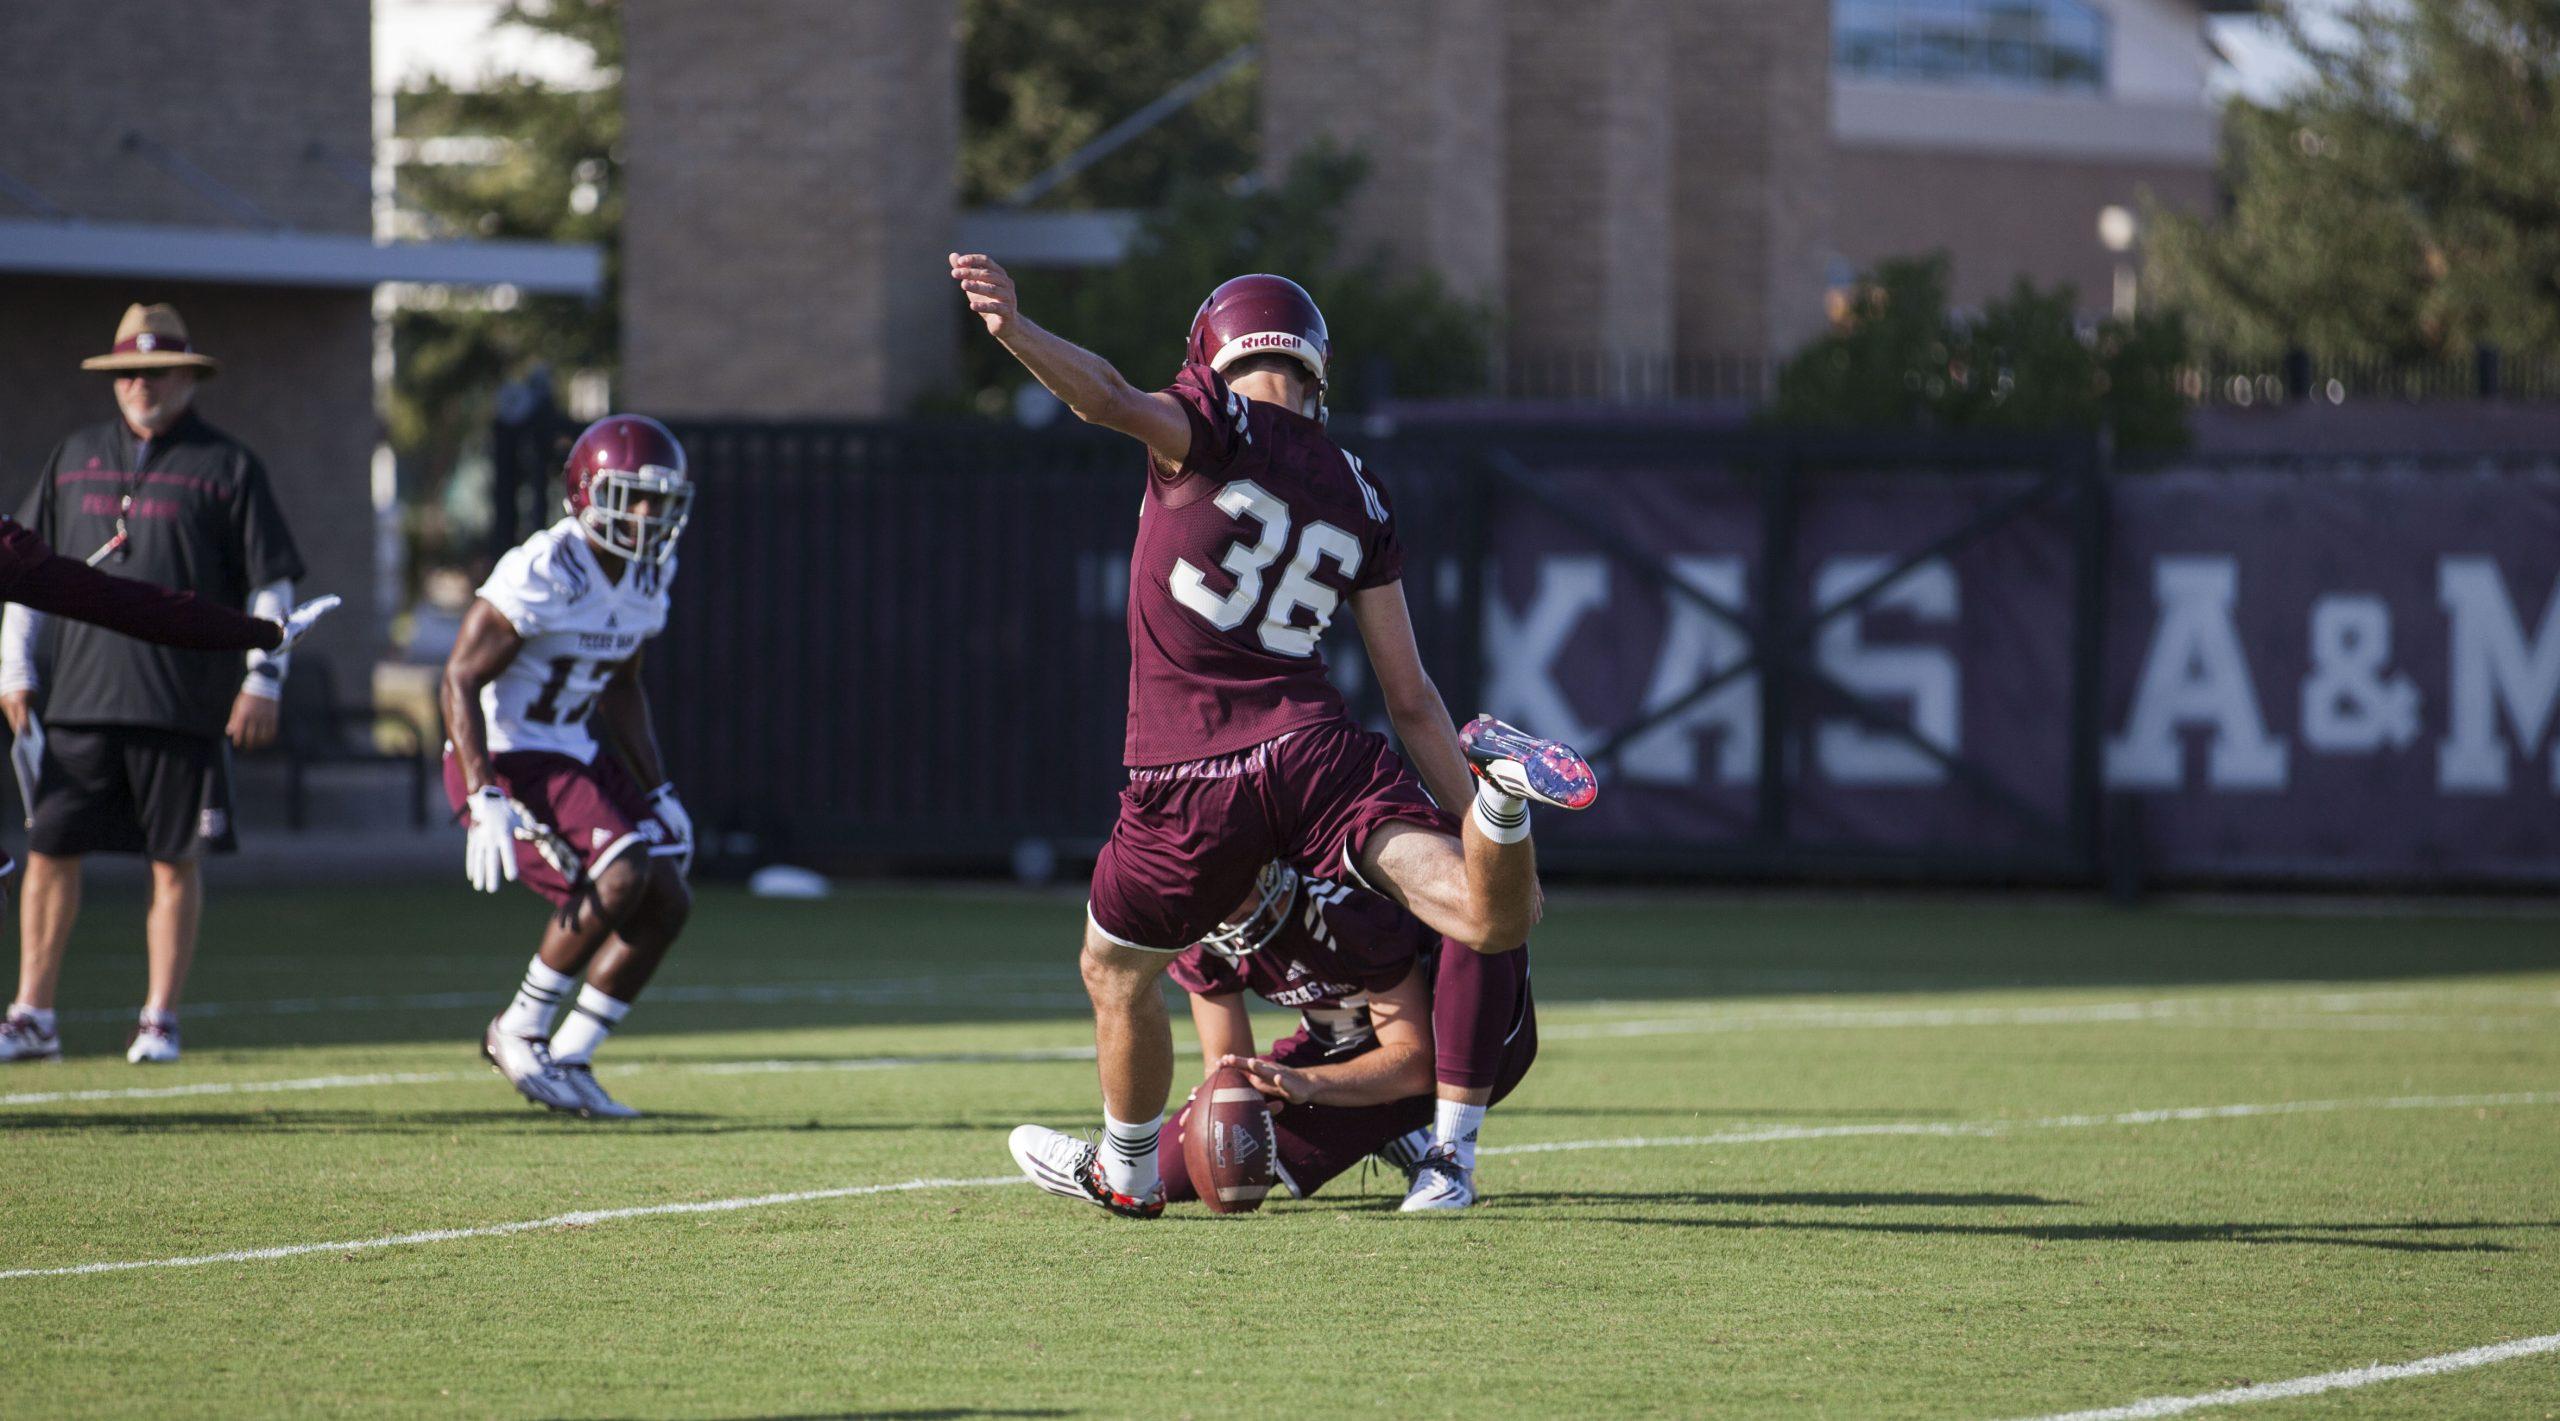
top-left (1185, 1065), bottom-right (1278, 1214)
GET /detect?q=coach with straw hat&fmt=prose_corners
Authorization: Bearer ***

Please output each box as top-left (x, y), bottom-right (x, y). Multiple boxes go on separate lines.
top-left (0, 302), bottom-right (309, 1065)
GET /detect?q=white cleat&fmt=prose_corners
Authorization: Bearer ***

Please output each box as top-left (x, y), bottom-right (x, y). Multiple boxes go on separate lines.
top-left (1371, 1125), bottom-right (1432, 1177)
top-left (1, 1009), bottom-right (62, 1062)
top-left (1397, 1145), bottom-right (1477, 1212)
top-left (125, 1020), bottom-right (181, 1064)
top-left (556, 1062), bottom-right (642, 1120)
top-left (1007, 1123), bottom-right (1164, 1218)
top-left (481, 1018), bottom-right (583, 1112)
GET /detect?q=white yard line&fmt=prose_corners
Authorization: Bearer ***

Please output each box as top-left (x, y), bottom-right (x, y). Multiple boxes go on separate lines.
top-left (5, 1090), bottom-right (2550, 1283)
top-left (1999, 1331), bottom-right (2560, 1420)
top-left (56, 975), bottom-right (1088, 1024)
top-left (0, 1047), bottom-right (1103, 1107)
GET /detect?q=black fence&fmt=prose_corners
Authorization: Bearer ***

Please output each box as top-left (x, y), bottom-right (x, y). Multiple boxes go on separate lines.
top-left (493, 415), bottom-right (2110, 882)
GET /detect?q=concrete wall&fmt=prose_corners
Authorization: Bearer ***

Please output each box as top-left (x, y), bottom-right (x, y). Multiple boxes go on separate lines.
top-left (0, 0), bottom-right (377, 647)
top-left (0, 0), bottom-right (371, 233)
top-left (621, 0), bottom-right (958, 418)
top-left (1831, 147), bottom-right (2216, 309)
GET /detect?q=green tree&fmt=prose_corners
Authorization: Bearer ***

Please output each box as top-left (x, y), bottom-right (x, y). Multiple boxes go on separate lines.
top-left (391, 0), bottom-right (619, 553)
top-left (1767, 254), bottom-right (2189, 452)
top-left (2146, 0), bottom-right (2560, 360)
top-left (960, 0), bottom-right (1259, 208)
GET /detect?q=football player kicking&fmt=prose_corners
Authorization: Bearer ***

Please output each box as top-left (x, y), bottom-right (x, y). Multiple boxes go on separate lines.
top-left (439, 415), bottom-right (695, 1120)
top-left (953, 254), bottom-right (1592, 1218)
top-left (1157, 863), bottom-right (1537, 1211)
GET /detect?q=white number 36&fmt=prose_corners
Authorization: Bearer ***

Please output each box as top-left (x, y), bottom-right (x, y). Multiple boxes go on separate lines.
top-left (1169, 480), bottom-right (1363, 657)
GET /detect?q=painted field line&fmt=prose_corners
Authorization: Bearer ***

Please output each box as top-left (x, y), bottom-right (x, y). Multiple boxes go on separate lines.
top-left (1544, 996), bottom-right (2558, 1040)
top-left (0, 1175), bottom-right (1027, 1281)
top-left (8, 1090), bottom-right (2552, 1283)
top-left (1999, 1331), bottom-right (2560, 1420)
top-left (1484, 1092), bottom-right (2560, 1157)
top-left (57, 975), bottom-right (1086, 1024)
top-left (0, 1047), bottom-right (1100, 1107)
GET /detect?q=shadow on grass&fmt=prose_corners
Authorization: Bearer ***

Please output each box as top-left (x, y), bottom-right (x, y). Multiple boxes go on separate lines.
top-left (573, 1412), bottom-right (1075, 1420)
top-left (1493, 1189), bottom-right (2075, 1208)
top-left (0, 1109), bottom-right (1024, 1137)
top-left (1555, 1211), bottom-right (2539, 1253)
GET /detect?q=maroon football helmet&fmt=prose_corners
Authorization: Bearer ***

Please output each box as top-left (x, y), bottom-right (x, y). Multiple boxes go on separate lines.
top-left (562, 414), bottom-right (692, 564)
top-left (1186, 274), bottom-right (1330, 420)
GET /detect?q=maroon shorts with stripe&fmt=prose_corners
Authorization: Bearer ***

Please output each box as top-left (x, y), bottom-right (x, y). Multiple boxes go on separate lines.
top-left (1088, 717), bottom-right (1453, 952)
top-left (442, 749), bottom-right (666, 908)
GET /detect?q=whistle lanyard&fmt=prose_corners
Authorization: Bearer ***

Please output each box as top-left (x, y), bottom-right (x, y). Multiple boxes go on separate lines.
top-left (85, 435), bottom-right (145, 568)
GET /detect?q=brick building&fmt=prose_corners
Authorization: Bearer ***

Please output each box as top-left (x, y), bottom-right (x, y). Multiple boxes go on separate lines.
top-left (0, 0), bottom-right (597, 643)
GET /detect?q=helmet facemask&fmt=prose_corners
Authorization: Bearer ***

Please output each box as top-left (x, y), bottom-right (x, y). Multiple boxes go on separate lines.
top-left (577, 464), bottom-right (693, 564)
top-left (1199, 862), bottom-right (1301, 963)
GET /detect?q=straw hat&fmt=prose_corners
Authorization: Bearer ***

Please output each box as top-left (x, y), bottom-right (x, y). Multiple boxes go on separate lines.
top-left (80, 303), bottom-right (221, 376)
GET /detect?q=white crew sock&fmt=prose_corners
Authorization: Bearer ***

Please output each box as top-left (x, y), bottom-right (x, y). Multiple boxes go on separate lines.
top-left (548, 985), bottom-right (631, 1065)
top-left (1101, 1109), bottom-right (1162, 1199)
top-left (498, 957), bottom-right (577, 1037)
top-left (9, 1003), bottom-right (56, 1034)
top-left (1471, 781), bottom-right (1531, 844)
top-left (1433, 1098), bottom-right (1487, 1172)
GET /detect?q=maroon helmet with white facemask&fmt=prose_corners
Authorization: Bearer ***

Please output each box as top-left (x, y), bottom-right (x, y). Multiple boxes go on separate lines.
top-left (562, 414), bottom-right (692, 564)
top-left (1186, 274), bottom-right (1331, 421)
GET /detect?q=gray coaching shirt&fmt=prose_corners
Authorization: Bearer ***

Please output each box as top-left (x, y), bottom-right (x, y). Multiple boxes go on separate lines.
top-left (17, 411), bottom-right (306, 737)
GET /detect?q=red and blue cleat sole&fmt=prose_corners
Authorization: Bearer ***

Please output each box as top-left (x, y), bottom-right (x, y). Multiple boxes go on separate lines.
top-left (1461, 714), bottom-right (1599, 811)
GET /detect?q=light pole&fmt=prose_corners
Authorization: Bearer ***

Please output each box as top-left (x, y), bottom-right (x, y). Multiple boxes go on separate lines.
top-left (2099, 204), bottom-right (2139, 319)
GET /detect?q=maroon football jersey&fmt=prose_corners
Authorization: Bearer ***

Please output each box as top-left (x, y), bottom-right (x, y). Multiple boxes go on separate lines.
top-left (1168, 878), bottom-right (1435, 1053)
top-left (1123, 362), bottom-right (1404, 767)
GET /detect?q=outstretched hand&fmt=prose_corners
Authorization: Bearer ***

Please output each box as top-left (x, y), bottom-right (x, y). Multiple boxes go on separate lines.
top-left (949, 252), bottom-right (1020, 339)
top-left (1219, 1053), bottom-right (1314, 1110)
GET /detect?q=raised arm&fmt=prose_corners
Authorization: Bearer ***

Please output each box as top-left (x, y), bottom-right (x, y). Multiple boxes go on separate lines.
top-left (949, 252), bottom-right (1191, 466)
top-left (1349, 580), bottom-right (1473, 812)
top-left (0, 519), bottom-right (281, 654)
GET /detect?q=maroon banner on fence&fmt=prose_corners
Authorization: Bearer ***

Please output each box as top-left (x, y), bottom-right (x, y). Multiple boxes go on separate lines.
top-left (1480, 462), bottom-right (2560, 883)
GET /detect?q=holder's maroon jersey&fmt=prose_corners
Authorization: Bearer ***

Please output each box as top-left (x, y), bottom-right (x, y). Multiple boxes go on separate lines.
top-left (1123, 362), bottom-right (1403, 767)
top-left (1166, 876), bottom-right (1436, 1054)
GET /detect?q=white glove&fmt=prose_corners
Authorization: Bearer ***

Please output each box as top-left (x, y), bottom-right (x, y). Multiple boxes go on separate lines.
top-left (464, 785), bottom-right (523, 893)
top-left (648, 782), bottom-right (694, 874)
top-left (272, 594), bottom-right (342, 655)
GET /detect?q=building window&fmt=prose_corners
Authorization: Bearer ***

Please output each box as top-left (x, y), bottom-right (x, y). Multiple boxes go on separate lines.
top-left (1836, 0), bottom-right (2110, 93)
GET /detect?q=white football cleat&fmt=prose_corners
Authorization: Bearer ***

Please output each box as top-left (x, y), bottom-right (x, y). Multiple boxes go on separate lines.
top-left (480, 1019), bottom-right (583, 1112)
top-left (0, 1008), bottom-right (62, 1062)
top-left (556, 1062), bottom-right (641, 1120)
top-left (1007, 1123), bottom-right (1164, 1219)
top-left (1397, 1144), bottom-right (1477, 1212)
top-left (125, 1019), bottom-right (180, 1064)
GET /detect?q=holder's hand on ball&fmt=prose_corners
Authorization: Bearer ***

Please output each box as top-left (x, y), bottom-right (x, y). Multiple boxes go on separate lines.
top-left (1220, 1053), bottom-right (1313, 1110)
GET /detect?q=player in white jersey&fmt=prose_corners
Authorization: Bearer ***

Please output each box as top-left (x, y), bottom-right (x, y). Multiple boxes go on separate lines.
top-left (439, 415), bottom-right (696, 1119)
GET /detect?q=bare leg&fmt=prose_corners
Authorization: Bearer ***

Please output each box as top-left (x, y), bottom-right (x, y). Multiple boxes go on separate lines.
top-left (531, 857), bottom-right (651, 978)
top-left (582, 862), bottom-right (691, 1001)
top-left (1358, 820), bottom-right (1541, 954)
top-left (1080, 920), bottom-right (1176, 1125)
top-left (142, 858), bottom-right (201, 1015)
top-left (15, 852), bottom-right (81, 1009)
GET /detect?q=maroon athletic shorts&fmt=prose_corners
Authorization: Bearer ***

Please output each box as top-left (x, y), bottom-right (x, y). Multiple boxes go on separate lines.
top-left (442, 749), bottom-right (669, 908)
top-left (1088, 717), bottom-right (1455, 952)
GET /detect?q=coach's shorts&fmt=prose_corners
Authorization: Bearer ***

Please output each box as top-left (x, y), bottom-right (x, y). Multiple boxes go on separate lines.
top-left (1087, 717), bottom-right (1455, 953)
top-left (442, 749), bottom-right (675, 908)
top-left (29, 723), bottom-right (236, 861)
top-left (1157, 990), bottom-right (1536, 1204)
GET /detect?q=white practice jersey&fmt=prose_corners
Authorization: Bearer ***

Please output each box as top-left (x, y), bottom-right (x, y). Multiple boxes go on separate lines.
top-left (476, 519), bottom-right (675, 763)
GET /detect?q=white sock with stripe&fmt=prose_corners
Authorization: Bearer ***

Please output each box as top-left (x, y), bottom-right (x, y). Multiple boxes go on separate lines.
top-left (498, 957), bottom-right (576, 1037)
top-left (1101, 1110), bottom-right (1162, 1199)
top-left (548, 985), bottom-right (631, 1066)
top-left (1433, 1098), bottom-right (1487, 1172)
top-left (1471, 781), bottom-right (1531, 844)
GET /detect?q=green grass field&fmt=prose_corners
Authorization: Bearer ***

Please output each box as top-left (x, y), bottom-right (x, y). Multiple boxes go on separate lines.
top-left (5, 882), bottom-right (2556, 1419)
